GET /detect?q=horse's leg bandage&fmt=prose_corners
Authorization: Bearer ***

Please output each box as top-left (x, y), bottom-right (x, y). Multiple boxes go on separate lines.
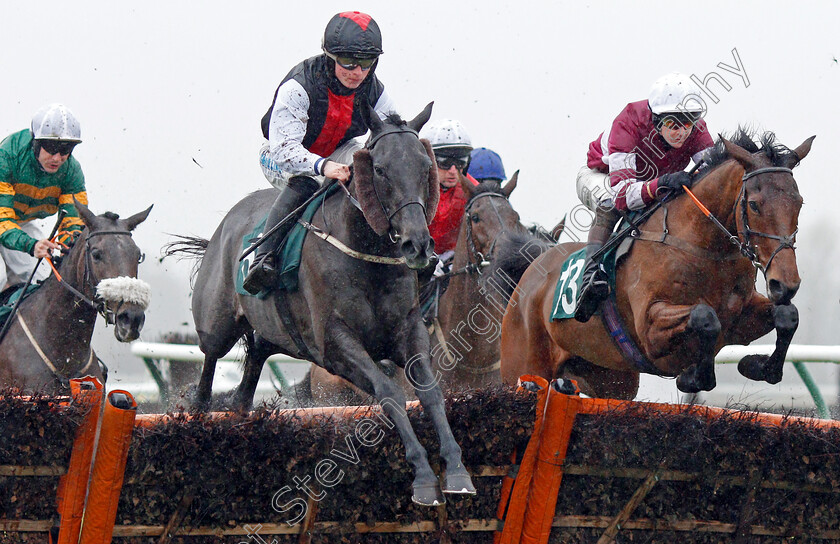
top-left (96, 277), bottom-right (152, 309)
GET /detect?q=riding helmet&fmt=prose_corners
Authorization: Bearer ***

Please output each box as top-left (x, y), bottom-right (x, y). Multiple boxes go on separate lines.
top-left (31, 103), bottom-right (82, 143)
top-left (468, 148), bottom-right (506, 181)
top-left (322, 11), bottom-right (383, 58)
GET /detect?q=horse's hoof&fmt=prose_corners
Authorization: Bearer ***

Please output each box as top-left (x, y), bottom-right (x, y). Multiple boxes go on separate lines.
top-left (738, 355), bottom-right (783, 384)
top-left (411, 482), bottom-right (445, 506)
top-left (443, 470), bottom-right (476, 495)
top-left (676, 365), bottom-right (715, 394)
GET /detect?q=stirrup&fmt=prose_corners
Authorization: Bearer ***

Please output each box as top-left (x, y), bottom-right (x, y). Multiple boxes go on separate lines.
top-left (573, 269), bottom-right (609, 323)
top-left (243, 253), bottom-right (277, 295)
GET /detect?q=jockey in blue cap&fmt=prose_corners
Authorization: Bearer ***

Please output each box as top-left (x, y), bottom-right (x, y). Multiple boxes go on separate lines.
top-left (467, 148), bottom-right (506, 183)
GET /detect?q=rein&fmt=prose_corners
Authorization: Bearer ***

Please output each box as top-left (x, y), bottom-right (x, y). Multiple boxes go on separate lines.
top-left (462, 191), bottom-right (509, 275)
top-left (682, 166), bottom-right (796, 275)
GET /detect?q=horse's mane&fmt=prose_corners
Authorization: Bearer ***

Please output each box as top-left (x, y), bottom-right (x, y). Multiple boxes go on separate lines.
top-left (699, 127), bottom-right (801, 180)
top-left (383, 112), bottom-right (407, 127)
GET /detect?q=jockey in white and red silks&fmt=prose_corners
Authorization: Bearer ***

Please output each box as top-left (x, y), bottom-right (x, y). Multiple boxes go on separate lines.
top-left (573, 72), bottom-right (715, 323)
top-left (244, 11), bottom-right (397, 295)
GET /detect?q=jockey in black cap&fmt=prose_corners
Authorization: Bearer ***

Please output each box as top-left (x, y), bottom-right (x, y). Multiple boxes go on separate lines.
top-left (244, 11), bottom-right (397, 294)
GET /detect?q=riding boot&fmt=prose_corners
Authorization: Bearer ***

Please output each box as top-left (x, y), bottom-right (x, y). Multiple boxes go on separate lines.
top-left (243, 176), bottom-right (320, 294)
top-left (573, 209), bottom-right (617, 322)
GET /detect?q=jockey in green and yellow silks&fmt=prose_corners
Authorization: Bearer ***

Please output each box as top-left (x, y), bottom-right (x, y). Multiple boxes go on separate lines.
top-left (0, 104), bottom-right (87, 288)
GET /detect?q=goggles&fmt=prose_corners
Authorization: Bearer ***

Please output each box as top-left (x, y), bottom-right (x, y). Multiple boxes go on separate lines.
top-left (436, 155), bottom-right (470, 171)
top-left (325, 51), bottom-right (377, 71)
top-left (39, 139), bottom-right (77, 156)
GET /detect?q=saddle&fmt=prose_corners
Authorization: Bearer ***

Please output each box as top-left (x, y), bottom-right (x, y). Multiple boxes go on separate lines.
top-left (0, 283), bottom-right (41, 330)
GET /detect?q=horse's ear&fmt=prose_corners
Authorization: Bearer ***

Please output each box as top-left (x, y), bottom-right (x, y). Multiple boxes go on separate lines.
top-left (121, 204), bottom-right (153, 232)
top-left (407, 102), bottom-right (434, 133)
top-left (458, 170), bottom-right (477, 200)
top-left (785, 135), bottom-right (816, 168)
top-left (365, 103), bottom-right (384, 134)
top-left (73, 197), bottom-right (97, 228)
top-left (352, 149), bottom-right (390, 235)
top-left (722, 136), bottom-right (759, 170)
top-left (501, 170), bottom-right (519, 198)
top-left (420, 138), bottom-right (439, 224)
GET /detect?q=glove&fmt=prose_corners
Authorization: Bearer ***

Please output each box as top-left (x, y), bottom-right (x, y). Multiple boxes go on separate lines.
top-left (656, 171), bottom-right (692, 195)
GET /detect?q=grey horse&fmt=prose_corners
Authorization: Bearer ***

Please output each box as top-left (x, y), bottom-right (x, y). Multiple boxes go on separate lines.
top-left (173, 103), bottom-right (476, 506)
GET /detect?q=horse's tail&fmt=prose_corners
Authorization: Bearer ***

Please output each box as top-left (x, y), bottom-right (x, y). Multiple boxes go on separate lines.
top-left (162, 235), bottom-right (210, 285)
top-left (483, 230), bottom-right (554, 304)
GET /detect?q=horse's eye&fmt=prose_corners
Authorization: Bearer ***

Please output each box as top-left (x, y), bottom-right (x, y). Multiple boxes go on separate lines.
top-left (374, 166), bottom-right (385, 177)
top-left (91, 249), bottom-right (103, 262)
top-left (471, 214), bottom-right (480, 223)
top-left (748, 201), bottom-right (760, 214)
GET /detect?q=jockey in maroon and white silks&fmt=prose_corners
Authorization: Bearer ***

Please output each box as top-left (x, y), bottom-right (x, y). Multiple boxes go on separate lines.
top-left (573, 73), bottom-right (714, 323)
top-left (585, 99), bottom-right (713, 212)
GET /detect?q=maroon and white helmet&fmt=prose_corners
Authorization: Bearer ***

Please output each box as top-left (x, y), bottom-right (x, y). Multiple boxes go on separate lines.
top-left (648, 73), bottom-right (704, 117)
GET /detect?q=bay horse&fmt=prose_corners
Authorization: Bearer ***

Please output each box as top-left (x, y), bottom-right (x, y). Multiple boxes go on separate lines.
top-left (0, 201), bottom-right (152, 393)
top-left (178, 104), bottom-right (475, 506)
top-left (304, 171), bottom-right (535, 403)
top-left (501, 130), bottom-right (814, 399)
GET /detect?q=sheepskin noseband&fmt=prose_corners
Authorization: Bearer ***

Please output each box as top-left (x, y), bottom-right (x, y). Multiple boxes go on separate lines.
top-left (352, 142), bottom-right (440, 236)
top-left (96, 277), bottom-right (152, 309)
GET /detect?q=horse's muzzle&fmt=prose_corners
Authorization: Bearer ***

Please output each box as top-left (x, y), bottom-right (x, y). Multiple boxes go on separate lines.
top-left (768, 278), bottom-right (799, 305)
top-left (115, 304), bottom-right (146, 342)
top-left (400, 235), bottom-right (435, 270)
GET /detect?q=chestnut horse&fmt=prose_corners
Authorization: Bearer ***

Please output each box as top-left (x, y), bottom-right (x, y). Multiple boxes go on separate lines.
top-left (501, 130), bottom-right (814, 399)
top-left (0, 202), bottom-right (152, 393)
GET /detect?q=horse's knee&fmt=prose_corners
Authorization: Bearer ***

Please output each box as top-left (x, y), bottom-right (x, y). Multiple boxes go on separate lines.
top-left (773, 303), bottom-right (799, 333)
top-left (688, 304), bottom-right (721, 339)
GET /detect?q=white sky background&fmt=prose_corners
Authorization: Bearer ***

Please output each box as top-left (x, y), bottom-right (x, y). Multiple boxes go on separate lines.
top-left (1, 1), bottom-right (837, 402)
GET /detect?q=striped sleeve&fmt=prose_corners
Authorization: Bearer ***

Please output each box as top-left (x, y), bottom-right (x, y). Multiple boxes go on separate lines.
top-left (58, 160), bottom-right (87, 233)
top-left (0, 149), bottom-right (28, 250)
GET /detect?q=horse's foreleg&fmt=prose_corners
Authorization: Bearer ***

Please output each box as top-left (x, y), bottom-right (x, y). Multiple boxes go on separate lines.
top-left (644, 302), bottom-right (720, 393)
top-left (323, 318), bottom-right (443, 507)
top-left (735, 298), bottom-right (799, 385)
top-left (675, 304), bottom-right (721, 393)
top-left (403, 311), bottom-right (476, 497)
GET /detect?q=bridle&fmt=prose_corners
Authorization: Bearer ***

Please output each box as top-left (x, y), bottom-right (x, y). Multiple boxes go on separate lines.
top-left (462, 191), bottom-right (510, 275)
top-left (55, 230), bottom-right (143, 324)
top-left (736, 166), bottom-right (798, 275)
top-left (364, 125), bottom-right (427, 243)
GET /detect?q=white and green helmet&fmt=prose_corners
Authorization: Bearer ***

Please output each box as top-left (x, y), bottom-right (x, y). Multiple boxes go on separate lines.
top-left (30, 103), bottom-right (82, 142)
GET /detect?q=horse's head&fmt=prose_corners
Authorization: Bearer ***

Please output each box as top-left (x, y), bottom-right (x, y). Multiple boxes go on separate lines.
top-left (72, 200), bottom-right (153, 341)
top-left (722, 133), bottom-right (815, 304)
top-left (352, 102), bottom-right (438, 269)
top-left (458, 170), bottom-right (526, 262)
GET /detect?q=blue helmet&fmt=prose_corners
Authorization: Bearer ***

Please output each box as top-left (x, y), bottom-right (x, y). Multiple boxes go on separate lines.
top-left (468, 148), bottom-right (506, 181)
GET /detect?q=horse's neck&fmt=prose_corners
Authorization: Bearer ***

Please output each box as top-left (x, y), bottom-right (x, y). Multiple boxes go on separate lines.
top-left (19, 250), bottom-right (96, 357)
top-left (669, 160), bottom-right (744, 249)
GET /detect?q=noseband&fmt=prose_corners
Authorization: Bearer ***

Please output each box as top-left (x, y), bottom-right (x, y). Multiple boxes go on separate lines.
top-left (737, 167), bottom-right (797, 275)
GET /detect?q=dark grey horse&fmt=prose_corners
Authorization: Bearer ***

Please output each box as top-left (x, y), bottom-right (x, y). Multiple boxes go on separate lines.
top-left (177, 104), bottom-right (475, 506)
top-left (0, 202), bottom-right (152, 393)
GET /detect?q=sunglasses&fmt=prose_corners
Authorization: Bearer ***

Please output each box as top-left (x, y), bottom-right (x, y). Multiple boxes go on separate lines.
top-left (39, 140), bottom-right (77, 156)
top-left (436, 155), bottom-right (470, 171)
top-left (660, 116), bottom-right (696, 130)
top-left (326, 51), bottom-right (376, 71)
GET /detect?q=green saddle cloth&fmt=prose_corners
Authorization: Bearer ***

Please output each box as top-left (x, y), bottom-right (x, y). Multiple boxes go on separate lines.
top-left (0, 283), bottom-right (41, 328)
top-left (550, 246), bottom-right (618, 321)
top-left (235, 184), bottom-right (339, 296)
